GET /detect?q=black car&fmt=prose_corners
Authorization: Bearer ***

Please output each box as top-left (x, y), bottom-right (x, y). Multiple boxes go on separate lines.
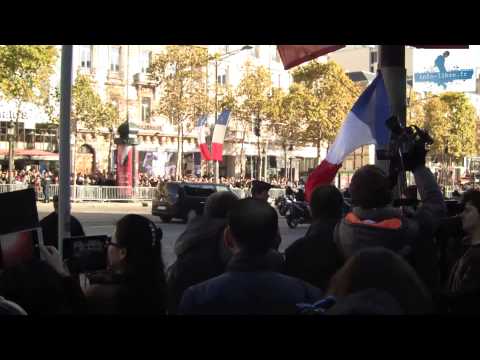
top-left (152, 182), bottom-right (231, 223)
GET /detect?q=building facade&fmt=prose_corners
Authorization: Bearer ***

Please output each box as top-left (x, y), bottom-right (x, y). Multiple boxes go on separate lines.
top-left (3, 45), bottom-right (385, 182)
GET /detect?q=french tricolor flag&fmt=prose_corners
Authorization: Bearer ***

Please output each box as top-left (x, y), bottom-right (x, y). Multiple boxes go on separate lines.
top-left (211, 109), bottom-right (231, 161)
top-left (197, 115), bottom-right (211, 161)
top-left (305, 72), bottom-right (391, 201)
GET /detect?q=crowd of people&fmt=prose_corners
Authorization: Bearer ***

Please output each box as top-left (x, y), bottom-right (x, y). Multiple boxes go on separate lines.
top-left (1, 168), bottom-right (304, 191)
top-left (2, 144), bottom-right (480, 315)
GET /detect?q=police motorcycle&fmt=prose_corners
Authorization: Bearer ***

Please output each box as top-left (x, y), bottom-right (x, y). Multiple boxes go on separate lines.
top-left (285, 189), bottom-right (312, 229)
top-left (275, 187), bottom-right (296, 216)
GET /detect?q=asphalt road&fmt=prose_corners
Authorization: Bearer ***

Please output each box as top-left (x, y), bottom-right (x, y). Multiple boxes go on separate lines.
top-left (37, 201), bottom-right (309, 267)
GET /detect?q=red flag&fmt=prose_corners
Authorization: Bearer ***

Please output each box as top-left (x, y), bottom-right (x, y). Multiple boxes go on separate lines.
top-left (277, 45), bottom-right (345, 70)
top-left (277, 45), bottom-right (469, 71)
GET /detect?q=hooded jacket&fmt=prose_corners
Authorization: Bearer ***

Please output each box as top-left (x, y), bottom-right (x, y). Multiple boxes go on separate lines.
top-left (334, 166), bottom-right (446, 291)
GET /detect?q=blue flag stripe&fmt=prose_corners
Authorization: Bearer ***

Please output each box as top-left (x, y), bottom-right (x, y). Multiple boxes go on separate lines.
top-left (350, 73), bottom-right (391, 146)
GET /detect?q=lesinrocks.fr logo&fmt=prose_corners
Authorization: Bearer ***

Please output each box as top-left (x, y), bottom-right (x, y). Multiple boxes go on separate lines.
top-left (414, 51), bottom-right (474, 89)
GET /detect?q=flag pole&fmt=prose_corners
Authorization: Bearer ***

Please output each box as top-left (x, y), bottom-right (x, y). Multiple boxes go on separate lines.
top-left (58, 45), bottom-right (73, 260)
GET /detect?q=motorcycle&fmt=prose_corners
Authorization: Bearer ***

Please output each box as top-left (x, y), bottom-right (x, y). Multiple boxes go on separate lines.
top-left (275, 195), bottom-right (294, 216)
top-left (285, 200), bottom-right (312, 229)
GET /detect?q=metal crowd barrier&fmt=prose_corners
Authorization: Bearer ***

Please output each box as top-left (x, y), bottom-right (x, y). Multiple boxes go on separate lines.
top-left (0, 184), bottom-right (286, 202)
top-left (269, 188), bottom-right (286, 200)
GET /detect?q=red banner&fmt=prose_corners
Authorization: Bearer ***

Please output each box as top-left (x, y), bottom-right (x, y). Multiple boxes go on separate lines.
top-left (116, 144), bottom-right (133, 187)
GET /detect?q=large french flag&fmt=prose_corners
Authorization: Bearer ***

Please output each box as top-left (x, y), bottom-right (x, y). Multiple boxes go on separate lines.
top-left (211, 109), bottom-right (231, 161)
top-left (197, 115), bottom-right (211, 161)
top-left (305, 72), bottom-right (391, 201)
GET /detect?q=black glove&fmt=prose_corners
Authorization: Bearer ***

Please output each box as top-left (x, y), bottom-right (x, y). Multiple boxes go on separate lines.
top-left (403, 142), bottom-right (427, 172)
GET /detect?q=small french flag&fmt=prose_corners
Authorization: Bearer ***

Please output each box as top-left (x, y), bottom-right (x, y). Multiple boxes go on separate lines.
top-left (305, 72), bottom-right (391, 201)
top-left (197, 115), bottom-right (211, 161)
top-left (211, 109), bottom-right (231, 162)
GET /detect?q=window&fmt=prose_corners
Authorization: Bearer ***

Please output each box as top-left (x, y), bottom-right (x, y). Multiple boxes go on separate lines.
top-left (255, 45), bottom-right (261, 58)
top-left (184, 184), bottom-right (216, 197)
top-left (80, 45), bottom-right (92, 69)
top-left (224, 45), bottom-right (229, 53)
top-left (370, 51), bottom-right (378, 64)
top-left (110, 46), bottom-right (120, 72)
top-left (140, 50), bottom-right (151, 73)
top-left (142, 97), bottom-right (151, 123)
top-left (217, 74), bottom-right (226, 85)
top-left (370, 65), bottom-right (375, 72)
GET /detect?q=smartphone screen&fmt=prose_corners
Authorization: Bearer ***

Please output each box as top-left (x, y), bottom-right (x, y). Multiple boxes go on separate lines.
top-left (0, 228), bottom-right (42, 269)
top-left (63, 235), bottom-right (109, 273)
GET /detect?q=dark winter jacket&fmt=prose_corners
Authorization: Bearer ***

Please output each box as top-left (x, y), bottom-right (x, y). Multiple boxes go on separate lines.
top-left (167, 216), bottom-right (285, 314)
top-left (85, 271), bottom-right (166, 315)
top-left (285, 218), bottom-right (342, 291)
top-left (448, 242), bottom-right (480, 294)
top-left (167, 216), bottom-right (228, 314)
top-left (178, 252), bottom-right (322, 315)
top-left (334, 166), bottom-right (446, 291)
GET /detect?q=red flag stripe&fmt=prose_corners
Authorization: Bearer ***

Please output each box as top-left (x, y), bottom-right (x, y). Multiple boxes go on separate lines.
top-left (211, 143), bottom-right (224, 162)
top-left (278, 45), bottom-right (469, 70)
top-left (278, 45), bottom-right (345, 70)
top-left (305, 160), bottom-right (342, 202)
top-left (199, 144), bottom-right (211, 161)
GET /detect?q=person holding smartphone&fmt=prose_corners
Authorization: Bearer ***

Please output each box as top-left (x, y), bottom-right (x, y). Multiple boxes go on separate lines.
top-left (41, 214), bottom-right (167, 315)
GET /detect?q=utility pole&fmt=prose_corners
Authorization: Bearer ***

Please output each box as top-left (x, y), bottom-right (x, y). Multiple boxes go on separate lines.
top-left (58, 45), bottom-right (73, 260)
top-left (377, 45), bottom-right (407, 198)
top-left (214, 58), bottom-right (219, 182)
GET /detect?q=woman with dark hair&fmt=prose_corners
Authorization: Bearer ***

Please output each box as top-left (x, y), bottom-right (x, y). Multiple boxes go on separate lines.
top-left (85, 214), bottom-right (167, 314)
top-left (42, 214), bottom-right (167, 315)
top-left (327, 247), bottom-right (433, 314)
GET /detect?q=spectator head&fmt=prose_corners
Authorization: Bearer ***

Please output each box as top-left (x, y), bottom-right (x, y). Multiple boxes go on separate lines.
top-left (224, 198), bottom-right (278, 255)
top-left (251, 180), bottom-right (272, 202)
top-left (52, 195), bottom-right (59, 213)
top-left (461, 189), bottom-right (480, 235)
top-left (204, 191), bottom-right (239, 219)
top-left (310, 185), bottom-right (344, 221)
top-left (349, 165), bottom-right (392, 209)
top-left (0, 260), bottom-right (74, 315)
top-left (110, 214), bottom-right (165, 282)
top-left (327, 247), bottom-right (433, 314)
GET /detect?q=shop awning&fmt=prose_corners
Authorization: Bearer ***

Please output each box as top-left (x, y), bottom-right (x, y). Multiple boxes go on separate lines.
top-left (0, 149), bottom-right (59, 161)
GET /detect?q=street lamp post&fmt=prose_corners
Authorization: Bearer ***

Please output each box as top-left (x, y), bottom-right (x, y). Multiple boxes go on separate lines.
top-left (287, 144), bottom-right (293, 183)
top-left (262, 146), bottom-right (267, 181)
top-left (212, 45), bottom-right (252, 183)
top-left (7, 120), bottom-right (15, 185)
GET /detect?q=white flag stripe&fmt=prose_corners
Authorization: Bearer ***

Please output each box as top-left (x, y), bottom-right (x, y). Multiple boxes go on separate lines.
top-left (212, 124), bottom-right (227, 143)
top-left (325, 111), bottom-right (376, 165)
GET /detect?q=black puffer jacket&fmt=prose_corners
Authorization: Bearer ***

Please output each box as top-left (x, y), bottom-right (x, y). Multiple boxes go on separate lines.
top-left (285, 218), bottom-right (342, 291)
top-left (334, 166), bottom-right (446, 292)
top-left (167, 216), bottom-right (227, 314)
